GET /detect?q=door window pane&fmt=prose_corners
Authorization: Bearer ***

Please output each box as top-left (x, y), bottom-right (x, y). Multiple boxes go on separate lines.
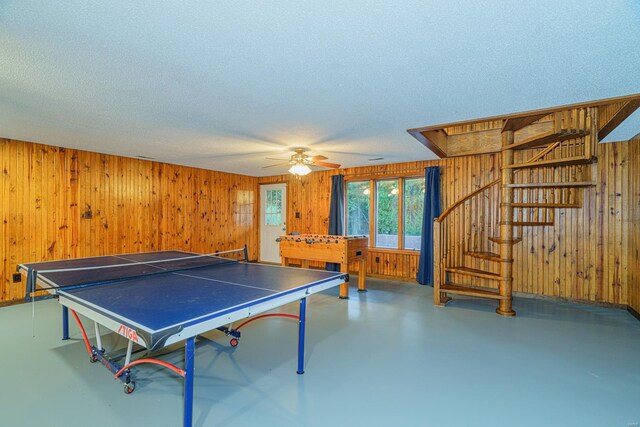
top-left (346, 181), bottom-right (370, 239)
top-left (376, 180), bottom-right (398, 248)
top-left (404, 178), bottom-right (425, 250)
top-left (265, 189), bottom-right (282, 226)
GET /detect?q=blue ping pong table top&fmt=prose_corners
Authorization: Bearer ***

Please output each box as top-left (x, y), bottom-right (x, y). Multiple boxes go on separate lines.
top-left (21, 251), bottom-right (347, 337)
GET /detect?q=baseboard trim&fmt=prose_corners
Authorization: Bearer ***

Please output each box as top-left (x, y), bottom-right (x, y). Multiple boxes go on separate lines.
top-left (512, 291), bottom-right (627, 310)
top-left (0, 298), bottom-right (24, 308)
top-left (628, 306), bottom-right (640, 322)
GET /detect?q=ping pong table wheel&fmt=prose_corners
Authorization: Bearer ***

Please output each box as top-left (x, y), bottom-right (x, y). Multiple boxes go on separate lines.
top-left (230, 338), bottom-right (239, 347)
top-left (89, 353), bottom-right (98, 363)
top-left (123, 381), bottom-right (136, 394)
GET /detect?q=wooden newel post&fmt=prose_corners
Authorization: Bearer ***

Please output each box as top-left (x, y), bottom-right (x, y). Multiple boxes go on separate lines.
top-left (433, 218), bottom-right (442, 305)
top-left (498, 130), bottom-right (516, 316)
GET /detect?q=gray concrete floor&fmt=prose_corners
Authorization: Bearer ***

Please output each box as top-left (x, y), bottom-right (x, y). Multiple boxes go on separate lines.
top-left (1, 277), bottom-right (639, 427)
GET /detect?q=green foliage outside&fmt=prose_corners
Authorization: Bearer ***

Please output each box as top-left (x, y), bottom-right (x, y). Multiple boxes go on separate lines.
top-left (347, 181), bottom-right (369, 235)
top-left (346, 178), bottom-right (424, 242)
top-left (376, 180), bottom-right (398, 234)
top-left (404, 178), bottom-right (425, 236)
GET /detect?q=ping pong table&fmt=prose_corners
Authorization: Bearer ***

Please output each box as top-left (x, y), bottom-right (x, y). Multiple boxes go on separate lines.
top-left (19, 248), bottom-right (349, 427)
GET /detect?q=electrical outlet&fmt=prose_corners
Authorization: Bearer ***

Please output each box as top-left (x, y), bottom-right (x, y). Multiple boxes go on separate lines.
top-left (12, 273), bottom-right (22, 283)
top-left (295, 212), bottom-right (301, 218)
top-left (375, 256), bottom-right (380, 263)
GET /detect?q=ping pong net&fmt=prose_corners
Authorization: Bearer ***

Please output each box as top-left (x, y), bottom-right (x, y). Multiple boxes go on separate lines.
top-left (25, 248), bottom-right (249, 295)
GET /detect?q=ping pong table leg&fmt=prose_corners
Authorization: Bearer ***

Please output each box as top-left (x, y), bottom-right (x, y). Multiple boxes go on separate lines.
top-left (297, 297), bottom-right (306, 375)
top-left (184, 336), bottom-right (195, 427)
top-left (62, 306), bottom-right (69, 340)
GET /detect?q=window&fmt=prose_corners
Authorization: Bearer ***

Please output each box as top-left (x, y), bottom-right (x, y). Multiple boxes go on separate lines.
top-left (376, 180), bottom-right (398, 248)
top-left (403, 178), bottom-right (425, 250)
top-left (346, 181), bottom-right (370, 239)
top-left (346, 176), bottom-right (425, 250)
top-left (264, 189), bottom-right (283, 226)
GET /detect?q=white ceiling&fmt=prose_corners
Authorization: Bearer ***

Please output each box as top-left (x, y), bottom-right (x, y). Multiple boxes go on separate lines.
top-left (1, 1), bottom-right (639, 176)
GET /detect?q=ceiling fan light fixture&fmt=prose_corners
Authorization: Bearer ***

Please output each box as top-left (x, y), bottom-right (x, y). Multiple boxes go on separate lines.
top-left (289, 163), bottom-right (311, 176)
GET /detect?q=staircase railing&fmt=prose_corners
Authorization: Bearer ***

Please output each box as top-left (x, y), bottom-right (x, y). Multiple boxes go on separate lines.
top-left (433, 113), bottom-right (594, 307)
top-left (433, 178), bottom-right (501, 305)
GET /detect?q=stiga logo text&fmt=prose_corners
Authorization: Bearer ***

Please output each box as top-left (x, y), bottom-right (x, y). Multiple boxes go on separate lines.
top-left (118, 325), bottom-right (138, 342)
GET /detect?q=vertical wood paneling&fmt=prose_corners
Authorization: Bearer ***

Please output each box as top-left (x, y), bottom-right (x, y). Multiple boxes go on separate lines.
top-left (259, 139), bottom-right (639, 302)
top-left (0, 138), bottom-right (258, 302)
top-left (628, 134), bottom-right (640, 314)
top-left (2, 136), bottom-right (639, 305)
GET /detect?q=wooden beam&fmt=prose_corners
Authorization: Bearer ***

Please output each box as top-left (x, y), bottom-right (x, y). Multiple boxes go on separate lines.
top-left (502, 113), bottom-right (549, 132)
top-left (428, 121), bottom-right (553, 158)
top-left (498, 129), bottom-right (516, 316)
top-left (446, 129), bottom-right (502, 156)
top-left (408, 130), bottom-right (447, 158)
top-left (598, 100), bottom-right (640, 140)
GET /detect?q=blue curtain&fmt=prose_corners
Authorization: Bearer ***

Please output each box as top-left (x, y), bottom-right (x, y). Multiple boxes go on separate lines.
top-left (417, 166), bottom-right (442, 285)
top-left (326, 174), bottom-right (345, 271)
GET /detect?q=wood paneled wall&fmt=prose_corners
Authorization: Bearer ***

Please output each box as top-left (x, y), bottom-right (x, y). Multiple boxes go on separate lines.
top-left (258, 155), bottom-right (501, 281)
top-left (2, 136), bottom-right (639, 308)
top-left (509, 141), bottom-right (630, 304)
top-left (1, 139), bottom-right (258, 302)
top-left (628, 134), bottom-right (640, 314)
top-left (259, 139), bottom-right (640, 307)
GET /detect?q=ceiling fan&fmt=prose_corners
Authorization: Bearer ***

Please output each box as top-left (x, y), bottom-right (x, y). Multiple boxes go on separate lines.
top-left (262, 148), bottom-right (341, 176)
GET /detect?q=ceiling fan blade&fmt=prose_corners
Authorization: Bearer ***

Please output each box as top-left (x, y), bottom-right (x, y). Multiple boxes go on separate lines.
top-left (308, 155), bottom-right (328, 161)
top-left (312, 161), bottom-right (341, 169)
top-left (262, 162), bottom-right (291, 168)
top-left (265, 157), bottom-right (291, 161)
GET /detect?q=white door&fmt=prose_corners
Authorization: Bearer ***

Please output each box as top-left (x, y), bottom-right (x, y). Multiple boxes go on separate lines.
top-left (260, 183), bottom-right (287, 263)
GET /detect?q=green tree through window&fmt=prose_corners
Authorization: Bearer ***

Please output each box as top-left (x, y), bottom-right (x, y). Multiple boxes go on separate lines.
top-left (404, 178), bottom-right (425, 250)
top-left (346, 181), bottom-right (370, 238)
top-left (346, 176), bottom-right (425, 250)
top-left (376, 180), bottom-right (398, 248)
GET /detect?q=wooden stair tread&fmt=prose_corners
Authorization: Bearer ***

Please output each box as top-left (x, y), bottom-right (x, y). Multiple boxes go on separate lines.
top-left (503, 129), bottom-right (589, 151)
top-left (507, 181), bottom-right (595, 188)
top-left (440, 284), bottom-right (508, 300)
top-left (445, 266), bottom-right (500, 280)
top-left (464, 251), bottom-right (502, 261)
top-left (489, 236), bottom-right (523, 244)
top-left (512, 202), bottom-right (581, 208)
top-left (504, 156), bottom-right (595, 169)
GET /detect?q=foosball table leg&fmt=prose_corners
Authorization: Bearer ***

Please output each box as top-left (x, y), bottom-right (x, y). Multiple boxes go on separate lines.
top-left (339, 263), bottom-right (349, 299)
top-left (357, 258), bottom-right (367, 292)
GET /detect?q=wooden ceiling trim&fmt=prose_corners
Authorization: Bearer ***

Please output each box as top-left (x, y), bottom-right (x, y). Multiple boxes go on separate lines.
top-left (407, 93), bottom-right (640, 135)
top-left (407, 93), bottom-right (640, 159)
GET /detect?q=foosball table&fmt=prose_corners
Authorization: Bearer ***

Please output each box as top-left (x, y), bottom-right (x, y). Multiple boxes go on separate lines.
top-left (278, 234), bottom-right (368, 298)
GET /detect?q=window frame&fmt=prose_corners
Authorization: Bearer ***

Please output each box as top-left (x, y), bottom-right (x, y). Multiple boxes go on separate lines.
top-left (344, 174), bottom-right (424, 252)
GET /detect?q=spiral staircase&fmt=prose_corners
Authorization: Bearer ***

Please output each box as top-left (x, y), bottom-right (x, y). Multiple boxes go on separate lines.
top-left (408, 94), bottom-right (640, 316)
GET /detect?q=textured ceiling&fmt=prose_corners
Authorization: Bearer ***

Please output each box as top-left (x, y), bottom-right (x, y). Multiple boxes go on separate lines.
top-left (1, 1), bottom-right (639, 176)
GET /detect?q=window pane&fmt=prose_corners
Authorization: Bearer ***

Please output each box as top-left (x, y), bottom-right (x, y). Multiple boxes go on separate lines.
top-left (404, 177), bottom-right (425, 250)
top-left (265, 189), bottom-right (283, 226)
top-left (266, 190), bottom-right (272, 214)
top-left (376, 180), bottom-right (398, 248)
top-left (346, 181), bottom-right (370, 240)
